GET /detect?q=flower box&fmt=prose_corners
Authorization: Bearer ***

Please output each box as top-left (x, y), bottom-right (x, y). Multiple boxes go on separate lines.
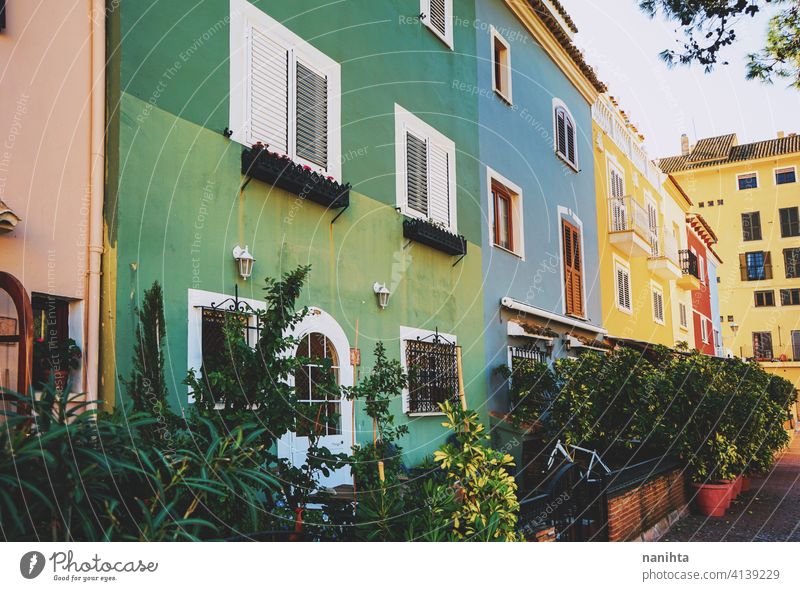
top-left (402, 217), bottom-right (467, 256)
top-left (241, 147), bottom-right (350, 210)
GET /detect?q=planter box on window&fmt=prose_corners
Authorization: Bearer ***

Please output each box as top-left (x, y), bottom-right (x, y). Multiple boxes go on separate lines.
top-left (241, 147), bottom-right (350, 210)
top-left (402, 217), bottom-right (467, 256)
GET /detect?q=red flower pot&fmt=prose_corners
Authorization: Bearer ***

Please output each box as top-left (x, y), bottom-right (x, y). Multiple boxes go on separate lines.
top-left (741, 477), bottom-right (751, 492)
top-left (691, 482), bottom-right (732, 517)
top-left (732, 476), bottom-right (743, 498)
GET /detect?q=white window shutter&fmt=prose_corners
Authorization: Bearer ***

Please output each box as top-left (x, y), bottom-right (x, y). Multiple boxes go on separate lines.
top-left (428, 142), bottom-right (451, 227)
top-left (406, 131), bottom-right (429, 216)
top-left (295, 60), bottom-right (328, 169)
top-left (428, 0), bottom-right (448, 38)
top-left (248, 27), bottom-right (288, 153)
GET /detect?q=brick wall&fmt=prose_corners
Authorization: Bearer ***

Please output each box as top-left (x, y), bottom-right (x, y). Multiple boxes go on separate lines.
top-left (607, 468), bottom-right (687, 542)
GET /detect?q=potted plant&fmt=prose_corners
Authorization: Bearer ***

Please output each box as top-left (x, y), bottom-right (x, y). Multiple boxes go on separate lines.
top-left (33, 338), bottom-right (81, 391)
top-left (688, 434), bottom-right (738, 517)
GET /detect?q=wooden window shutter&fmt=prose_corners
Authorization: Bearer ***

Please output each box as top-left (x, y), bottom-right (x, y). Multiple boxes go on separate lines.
top-left (764, 251), bottom-right (773, 279)
top-left (563, 220), bottom-right (583, 316)
top-left (739, 253), bottom-right (748, 281)
top-left (406, 131), bottom-right (429, 216)
top-left (428, 142), bottom-right (451, 227)
top-left (248, 28), bottom-right (288, 153)
top-left (428, 0), bottom-right (448, 38)
top-left (295, 60), bottom-right (328, 169)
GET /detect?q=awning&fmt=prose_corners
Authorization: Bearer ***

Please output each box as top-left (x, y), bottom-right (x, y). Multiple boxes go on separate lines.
top-left (0, 200), bottom-right (21, 233)
top-left (501, 297), bottom-right (607, 337)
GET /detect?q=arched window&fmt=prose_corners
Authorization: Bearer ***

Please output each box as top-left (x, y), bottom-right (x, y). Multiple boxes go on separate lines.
top-left (294, 332), bottom-right (340, 436)
top-left (554, 103), bottom-right (577, 169)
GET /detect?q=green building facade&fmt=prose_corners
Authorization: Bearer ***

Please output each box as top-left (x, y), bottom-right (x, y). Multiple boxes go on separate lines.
top-left (102, 0), bottom-right (486, 477)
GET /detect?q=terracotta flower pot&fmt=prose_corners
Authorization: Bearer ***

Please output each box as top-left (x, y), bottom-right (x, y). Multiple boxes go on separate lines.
top-left (691, 482), bottom-right (732, 517)
top-left (732, 476), bottom-right (743, 498)
top-left (741, 476), bottom-right (751, 492)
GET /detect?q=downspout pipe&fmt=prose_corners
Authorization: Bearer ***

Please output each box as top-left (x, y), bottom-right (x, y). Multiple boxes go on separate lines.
top-left (85, 0), bottom-right (105, 402)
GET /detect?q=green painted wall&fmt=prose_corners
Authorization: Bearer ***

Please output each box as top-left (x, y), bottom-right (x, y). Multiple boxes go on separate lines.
top-left (105, 1), bottom-right (485, 465)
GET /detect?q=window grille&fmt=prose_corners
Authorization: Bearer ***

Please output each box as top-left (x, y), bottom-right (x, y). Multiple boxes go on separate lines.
top-left (405, 334), bottom-right (459, 414)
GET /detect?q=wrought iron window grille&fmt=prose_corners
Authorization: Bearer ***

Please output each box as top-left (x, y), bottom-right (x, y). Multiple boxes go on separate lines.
top-left (405, 330), bottom-right (459, 414)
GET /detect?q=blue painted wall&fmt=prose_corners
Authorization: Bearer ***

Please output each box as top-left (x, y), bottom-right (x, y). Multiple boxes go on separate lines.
top-left (474, 0), bottom-right (602, 413)
top-left (708, 257), bottom-right (723, 356)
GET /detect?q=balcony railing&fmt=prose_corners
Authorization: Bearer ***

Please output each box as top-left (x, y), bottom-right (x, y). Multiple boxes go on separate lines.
top-left (679, 249), bottom-right (699, 279)
top-left (608, 196), bottom-right (651, 242)
top-left (650, 231), bottom-right (678, 262)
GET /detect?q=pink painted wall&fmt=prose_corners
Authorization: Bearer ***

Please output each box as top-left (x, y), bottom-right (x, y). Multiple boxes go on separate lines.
top-left (0, 2), bottom-right (93, 389)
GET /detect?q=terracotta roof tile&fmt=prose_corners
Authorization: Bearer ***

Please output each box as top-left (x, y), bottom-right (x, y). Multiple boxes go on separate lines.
top-left (687, 133), bottom-right (737, 163)
top-left (659, 134), bottom-right (800, 173)
top-left (526, 0), bottom-right (607, 93)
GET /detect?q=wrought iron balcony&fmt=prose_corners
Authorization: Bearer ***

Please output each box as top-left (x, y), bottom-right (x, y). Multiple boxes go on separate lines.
top-left (679, 249), bottom-right (699, 279)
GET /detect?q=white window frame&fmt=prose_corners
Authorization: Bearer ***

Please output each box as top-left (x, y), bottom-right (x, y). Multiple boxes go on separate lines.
top-left (774, 165), bottom-right (797, 185)
top-left (420, 0), bottom-right (454, 49)
top-left (487, 166), bottom-right (524, 259)
top-left (187, 288), bottom-right (266, 403)
top-left (698, 254), bottom-right (706, 284)
top-left (607, 157), bottom-right (625, 198)
top-left (553, 98), bottom-right (579, 171)
top-left (490, 25), bottom-right (512, 105)
top-left (678, 301), bottom-right (688, 330)
top-left (736, 171), bottom-right (759, 191)
top-left (399, 325), bottom-right (457, 416)
top-left (650, 281), bottom-right (665, 325)
top-left (613, 256), bottom-right (632, 315)
top-left (395, 103), bottom-right (458, 232)
top-left (700, 315), bottom-right (709, 344)
top-left (229, 0), bottom-right (342, 180)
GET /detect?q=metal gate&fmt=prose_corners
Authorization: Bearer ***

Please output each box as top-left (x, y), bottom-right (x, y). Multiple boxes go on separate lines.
top-left (519, 459), bottom-right (608, 542)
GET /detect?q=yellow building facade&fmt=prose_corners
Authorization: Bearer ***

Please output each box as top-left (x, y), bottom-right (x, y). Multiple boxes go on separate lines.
top-left (661, 133), bottom-right (800, 389)
top-left (592, 95), bottom-right (695, 348)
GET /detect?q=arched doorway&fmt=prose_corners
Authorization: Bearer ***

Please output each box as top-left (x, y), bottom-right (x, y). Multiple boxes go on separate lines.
top-left (278, 307), bottom-right (353, 489)
top-left (0, 272), bottom-right (33, 398)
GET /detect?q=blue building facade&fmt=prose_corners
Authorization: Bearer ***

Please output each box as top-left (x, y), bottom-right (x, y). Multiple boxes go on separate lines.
top-left (473, 0), bottom-right (607, 420)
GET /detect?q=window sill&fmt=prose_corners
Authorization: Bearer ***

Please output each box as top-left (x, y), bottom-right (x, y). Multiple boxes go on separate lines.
top-left (407, 411), bottom-right (447, 417)
top-left (555, 150), bottom-right (579, 172)
top-left (492, 243), bottom-right (523, 259)
top-left (493, 88), bottom-right (513, 106)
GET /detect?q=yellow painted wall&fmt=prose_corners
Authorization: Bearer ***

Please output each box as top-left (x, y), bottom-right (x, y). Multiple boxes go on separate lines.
top-left (671, 152), bottom-right (800, 367)
top-left (593, 118), bottom-right (684, 346)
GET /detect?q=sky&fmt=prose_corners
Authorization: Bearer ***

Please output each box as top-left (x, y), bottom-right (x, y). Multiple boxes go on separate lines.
top-left (560, 0), bottom-right (800, 159)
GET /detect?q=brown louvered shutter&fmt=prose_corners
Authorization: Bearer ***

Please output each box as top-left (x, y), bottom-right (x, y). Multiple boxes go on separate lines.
top-left (563, 220), bottom-right (583, 317)
top-left (739, 253), bottom-right (748, 281)
top-left (764, 251), bottom-right (773, 279)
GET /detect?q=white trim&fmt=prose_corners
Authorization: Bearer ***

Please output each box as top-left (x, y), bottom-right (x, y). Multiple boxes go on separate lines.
top-left (774, 164), bottom-right (797, 185)
top-left (187, 288), bottom-right (266, 403)
top-left (229, 0), bottom-right (342, 179)
top-left (486, 166), bottom-right (525, 259)
top-left (399, 325), bottom-right (457, 415)
top-left (501, 297), bottom-right (607, 336)
top-left (678, 301), bottom-right (689, 330)
top-left (606, 156), bottom-right (625, 198)
top-left (565, 335), bottom-right (607, 353)
top-left (394, 103), bottom-right (458, 232)
top-left (613, 256), bottom-right (632, 315)
top-left (736, 171), bottom-right (759, 191)
top-left (420, 0), bottom-right (454, 49)
top-left (650, 280), bottom-right (665, 325)
top-left (552, 97), bottom-right (579, 171)
top-left (557, 205), bottom-right (587, 319)
top-left (507, 320), bottom-right (553, 342)
top-left (490, 25), bottom-right (512, 105)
